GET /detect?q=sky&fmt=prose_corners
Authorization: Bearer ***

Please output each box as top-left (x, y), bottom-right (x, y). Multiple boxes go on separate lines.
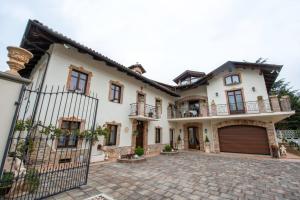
top-left (0, 0), bottom-right (300, 89)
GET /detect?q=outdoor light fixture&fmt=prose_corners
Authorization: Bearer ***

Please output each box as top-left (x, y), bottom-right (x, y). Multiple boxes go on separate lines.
top-left (215, 92), bottom-right (219, 97)
top-left (63, 44), bottom-right (71, 49)
top-left (205, 128), bottom-right (208, 133)
top-left (252, 87), bottom-right (256, 92)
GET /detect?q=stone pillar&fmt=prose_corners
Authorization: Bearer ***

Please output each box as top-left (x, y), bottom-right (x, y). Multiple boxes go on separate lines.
top-left (212, 124), bottom-right (220, 153)
top-left (0, 46), bottom-right (32, 171)
top-left (210, 100), bottom-right (217, 116)
top-left (257, 96), bottom-right (266, 113)
top-left (269, 95), bottom-right (281, 112)
top-left (280, 95), bottom-right (291, 111)
top-left (201, 102), bottom-right (208, 117)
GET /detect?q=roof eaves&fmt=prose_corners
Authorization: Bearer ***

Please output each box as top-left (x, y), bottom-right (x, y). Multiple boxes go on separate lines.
top-left (21, 20), bottom-right (179, 97)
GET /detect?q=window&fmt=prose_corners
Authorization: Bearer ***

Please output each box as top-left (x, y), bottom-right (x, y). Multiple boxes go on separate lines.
top-left (155, 128), bottom-right (161, 143)
top-left (69, 70), bottom-right (88, 93)
top-left (58, 121), bottom-right (80, 148)
top-left (227, 89), bottom-right (245, 114)
top-left (155, 98), bottom-right (162, 117)
top-left (107, 124), bottom-right (118, 146)
top-left (110, 83), bottom-right (122, 103)
top-left (224, 74), bottom-right (240, 85)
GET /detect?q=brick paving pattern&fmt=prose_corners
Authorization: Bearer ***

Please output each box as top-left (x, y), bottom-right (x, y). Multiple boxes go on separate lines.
top-left (47, 152), bottom-right (300, 200)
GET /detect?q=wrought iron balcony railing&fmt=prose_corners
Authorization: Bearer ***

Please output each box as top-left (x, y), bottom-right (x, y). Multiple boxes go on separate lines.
top-left (129, 103), bottom-right (159, 119)
top-left (168, 98), bottom-right (291, 119)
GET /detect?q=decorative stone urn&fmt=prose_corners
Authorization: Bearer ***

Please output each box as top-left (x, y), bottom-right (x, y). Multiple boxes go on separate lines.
top-left (6, 46), bottom-right (33, 76)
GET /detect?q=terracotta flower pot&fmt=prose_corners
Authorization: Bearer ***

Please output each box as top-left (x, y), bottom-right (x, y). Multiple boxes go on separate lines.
top-left (6, 46), bottom-right (33, 76)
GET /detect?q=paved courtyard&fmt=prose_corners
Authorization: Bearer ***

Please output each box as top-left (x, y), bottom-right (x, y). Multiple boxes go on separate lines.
top-left (48, 152), bottom-right (300, 200)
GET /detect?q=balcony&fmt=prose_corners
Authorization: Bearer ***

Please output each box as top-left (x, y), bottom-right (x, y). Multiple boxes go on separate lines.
top-left (168, 96), bottom-right (293, 121)
top-left (129, 103), bottom-right (159, 121)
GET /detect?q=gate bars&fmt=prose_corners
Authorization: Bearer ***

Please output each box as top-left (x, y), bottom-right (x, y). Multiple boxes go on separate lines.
top-left (0, 85), bottom-right (98, 199)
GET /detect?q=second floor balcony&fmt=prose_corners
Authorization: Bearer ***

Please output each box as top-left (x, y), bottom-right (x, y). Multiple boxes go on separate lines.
top-left (129, 103), bottom-right (159, 121)
top-left (168, 95), bottom-right (293, 120)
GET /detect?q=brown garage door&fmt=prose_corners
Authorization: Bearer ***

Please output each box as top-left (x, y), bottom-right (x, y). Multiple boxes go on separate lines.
top-left (218, 125), bottom-right (270, 155)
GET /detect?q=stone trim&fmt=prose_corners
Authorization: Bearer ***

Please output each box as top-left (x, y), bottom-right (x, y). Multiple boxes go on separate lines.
top-left (223, 72), bottom-right (242, 86)
top-left (131, 120), bottom-right (148, 150)
top-left (57, 116), bottom-right (86, 149)
top-left (136, 90), bottom-right (147, 115)
top-left (224, 88), bottom-right (247, 113)
top-left (155, 97), bottom-right (162, 117)
top-left (212, 119), bottom-right (276, 154)
top-left (105, 121), bottom-right (122, 147)
top-left (183, 123), bottom-right (204, 151)
top-left (66, 65), bottom-right (93, 95)
top-left (108, 80), bottom-right (124, 104)
top-left (155, 126), bottom-right (162, 144)
top-left (176, 95), bottom-right (207, 104)
top-left (0, 71), bottom-right (31, 84)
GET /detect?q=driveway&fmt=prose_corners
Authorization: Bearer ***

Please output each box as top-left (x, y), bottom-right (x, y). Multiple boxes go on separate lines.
top-left (47, 152), bottom-right (300, 200)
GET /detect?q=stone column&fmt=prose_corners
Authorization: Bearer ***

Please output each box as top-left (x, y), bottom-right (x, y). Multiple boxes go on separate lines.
top-left (257, 96), bottom-right (266, 113)
top-left (280, 95), bottom-right (291, 111)
top-left (269, 95), bottom-right (281, 112)
top-left (201, 102), bottom-right (208, 117)
top-left (210, 100), bottom-right (217, 116)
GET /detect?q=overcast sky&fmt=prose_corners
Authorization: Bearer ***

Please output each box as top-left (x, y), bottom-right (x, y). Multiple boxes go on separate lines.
top-left (0, 0), bottom-right (299, 89)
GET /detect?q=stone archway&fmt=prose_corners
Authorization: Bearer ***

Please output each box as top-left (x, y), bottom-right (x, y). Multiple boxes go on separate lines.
top-left (183, 123), bottom-right (204, 151)
top-left (212, 120), bottom-right (276, 153)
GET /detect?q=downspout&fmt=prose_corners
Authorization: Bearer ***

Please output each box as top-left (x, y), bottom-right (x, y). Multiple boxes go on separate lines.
top-left (23, 38), bottom-right (51, 123)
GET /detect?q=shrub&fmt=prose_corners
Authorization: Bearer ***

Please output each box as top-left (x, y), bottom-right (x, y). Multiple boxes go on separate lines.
top-left (134, 146), bottom-right (144, 156)
top-left (164, 145), bottom-right (172, 152)
top-left (0, 172), bottom-right (14, 196)
top-left (0, 172), bottom-right (14, 187)
top-left (205, 135), bottom-right (210, 143)
top-left (25, 169), bottom-right (40, 193)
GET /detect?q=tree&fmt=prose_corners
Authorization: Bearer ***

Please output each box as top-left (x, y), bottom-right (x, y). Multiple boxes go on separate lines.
top-left (270, 79), bottom-right (300, 130)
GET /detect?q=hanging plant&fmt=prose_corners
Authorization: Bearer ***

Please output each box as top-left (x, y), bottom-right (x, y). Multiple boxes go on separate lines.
top-left (132, 130), bottom-right (139, 136)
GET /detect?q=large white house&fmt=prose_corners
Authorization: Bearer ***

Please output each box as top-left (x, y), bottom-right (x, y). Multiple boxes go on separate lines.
top-left (18, 20), bottom-right (294, 162)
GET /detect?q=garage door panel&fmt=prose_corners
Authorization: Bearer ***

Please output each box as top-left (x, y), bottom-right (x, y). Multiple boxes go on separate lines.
top-left (218, 125), bottom-right (270, 155)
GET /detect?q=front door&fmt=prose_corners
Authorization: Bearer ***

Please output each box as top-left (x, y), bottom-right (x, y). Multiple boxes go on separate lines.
top-left (227, 89), bottom-right (245, 114)
top-left (136, 121), bottom-right (144, 148)
top-left (188, 127), bottom-right (199, 149)
top-left (169, 129), bottom-right (174, 148)
top-left (137, 93), bottom-right (145, 116)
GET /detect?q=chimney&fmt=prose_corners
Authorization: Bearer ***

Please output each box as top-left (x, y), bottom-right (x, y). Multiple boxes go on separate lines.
top-left (128, 62), bottom-right (146, 75)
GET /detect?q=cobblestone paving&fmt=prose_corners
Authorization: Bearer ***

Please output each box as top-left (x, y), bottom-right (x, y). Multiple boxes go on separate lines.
top-left (47, 152), bottom-right (300, 200)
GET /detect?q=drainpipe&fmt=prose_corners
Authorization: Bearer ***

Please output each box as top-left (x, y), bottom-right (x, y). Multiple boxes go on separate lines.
top-left (22, 38), bottom-right (51, 123)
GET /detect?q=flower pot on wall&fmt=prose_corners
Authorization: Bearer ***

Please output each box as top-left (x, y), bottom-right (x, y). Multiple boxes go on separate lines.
top-left (6, 46), bottom-right (33, 76)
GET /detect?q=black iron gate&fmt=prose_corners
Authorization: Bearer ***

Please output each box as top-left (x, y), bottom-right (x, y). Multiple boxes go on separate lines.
top-left (0, 85), bottom-right (98, 199)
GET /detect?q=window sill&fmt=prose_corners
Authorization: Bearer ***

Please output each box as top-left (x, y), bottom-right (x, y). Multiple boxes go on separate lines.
top-left (224, 83), bottom-right (241, 86)
top-left (109, 100), bottom-right (122, 104)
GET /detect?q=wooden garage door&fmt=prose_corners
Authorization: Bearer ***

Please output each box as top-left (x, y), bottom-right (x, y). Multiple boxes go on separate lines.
top-left (218, 125), bottom-right (270, 155)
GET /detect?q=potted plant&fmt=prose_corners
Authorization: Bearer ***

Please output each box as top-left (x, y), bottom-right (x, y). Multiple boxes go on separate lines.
top-left (24, 169), bottom-right (40, 193)
top-left (148, 111), bottom-right (153, 118)
top-left (204, 135), bottom-right (210, 153)
top-left (134, 146), bottom-right (144, 157)
top-left (177, 135), bottom-right (182, 149)
top-left (0, 172), bottom-right (14, 196)
top-left (132, 130), bottom-right (139, 136)
top-left (163, 144), bottom-right (172, 152)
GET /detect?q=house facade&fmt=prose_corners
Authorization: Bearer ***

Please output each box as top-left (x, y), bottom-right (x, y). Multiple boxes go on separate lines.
top-left (18, 20), bottom-right (294, 162)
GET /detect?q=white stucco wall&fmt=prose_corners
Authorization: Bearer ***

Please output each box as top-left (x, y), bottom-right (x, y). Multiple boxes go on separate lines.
top-left (207, 68), bottom-right (269, 106)
top-left (0, 75), bottom-right (30, 166)
top-left (29, 44), bottom-right (175, 154)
